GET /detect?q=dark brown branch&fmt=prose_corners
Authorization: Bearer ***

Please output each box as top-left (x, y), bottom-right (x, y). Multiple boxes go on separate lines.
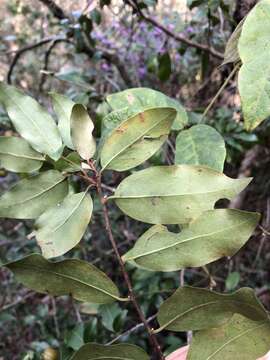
top-left (38, 0), bottom-right (68, 20)
top-left (7, 36), bottom-right (68, 84)
top-left (39, 38), bottom-right (74, 91)
top-left (96, 173), bottom-right (164, 360)
top-left (126, 0), bottom-right (224, 60)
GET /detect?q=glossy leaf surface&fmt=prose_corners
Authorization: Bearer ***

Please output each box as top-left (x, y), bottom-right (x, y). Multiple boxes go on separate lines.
top-left (238, 0), bottom-right (270, 130)
top-left (0, 136), bottom-right (44, 173)
top-left (0, 82), bottom-right (62, 160)
top-left (70, 343), bottom-right (149, 360)
top-left (175, 125), bottom-right (226, 171)
top-left (0, 170), bottom-right (68, 219)
top-left (35, 192), bottom-right (93, 258)
top-left (50, 92), bottom-right (75, 149)
top-left (187, 315), bottom-right (270, 360)
top-left (5, 254), bottom-right (122, 303)
top-left (106, 87), bottom-right (188, 130)
top-left (71, 104), bottom-right (96, 160)
top-left (112, 166), bottom-right (251, 224)
top-left (123, 209), bottom-right (259, 271)
top-left (156, 286), bottom-right (267, 332)
top-left (100, 107), bottom-right (176, 171)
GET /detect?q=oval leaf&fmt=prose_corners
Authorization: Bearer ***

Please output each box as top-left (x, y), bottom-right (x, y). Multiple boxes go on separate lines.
top-left (106, 87), bottom-right (188, 131)
top-left (0, 136), bottom-right (45, 173)
top-left (50, 92), bottom-right (75, 149)
top-left (35, 192), bottom-right (93, 258)
top-left (100, 107), bottom-right (176, 171)
top-left (0, 170), bottom-right (68, 219)
top-left (0, 82), bottom-right (62, 160)
top-left (187, 315), bottom-right (270, 360)
top-left (5, 254), bottom-right (123, 303)
top-left (156, 286), bottom-right (267, 333)
top-left (71, 104), bottom-right (96, 160)
top-left (111, 165), bottom-right (251, 224)
top-left (123, 209), bottom-right (259, 271)
top-left (238, 0), bottom-right (270, 130)
top-left (175, 125), bottom-right (226, 172)
top-left (70, 343), bottom-right (149, 360)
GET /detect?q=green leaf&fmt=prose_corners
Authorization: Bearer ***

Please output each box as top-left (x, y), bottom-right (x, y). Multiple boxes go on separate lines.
top-left (0, 136), bottom-right (45, 173)
top-left (99, 303), bottom-right (123, 332)
top-left (111, 165), bottom-right (251, 224)
top-left (156, 286), bottom-right (267, 333)
top-left (0, 82), bottom-right (62, 160)
top-left (54, 152), bottom-right (82, 173)
top-left (158, 52), bottom-right (172, 82)
top-left (50, 92), bottom-right (75, 150)
top-left (65, 323), bottom-right (85, 351)
top-left (238, 0), bottom-right (270, 130)
top-left (0, 170), bottom-right (68, 219)
top-left (5, 254), bottom-right (123, 303)
top-left (100, 107), bottom-right (176, 171)
top-left (71, 104), bottom-right (96, 160)
top-left (106, 87), bottom-right (188, 131)
top-left (223, 18), bottom-right (245, 65)
top-left (123, 209), bottom-right (259, 271)
top-left (175, 125), bottom-right (226, 171)
top-left (70, 343), bottom-right (149, 360)
top-left (35, 191), bottom-right (93, 258)
top-left (226, 272), bottom-right (241, 291)
top-left (187, 314), bottom-right (270, 360)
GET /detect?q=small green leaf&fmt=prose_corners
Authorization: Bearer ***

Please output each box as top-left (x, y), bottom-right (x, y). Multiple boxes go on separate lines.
top-left (187, 314), bottom-right (270, 360)
top-left (100, 107), bottom-right (176, 171)
top-left (0, 82), bottom-right (62, 160)
top-left (35, 191), bottom-right (93, 258)
top-left (238, 0), bottom-right (270, 130)
top-left (0, 170), bottom-right (68, 219)
top-left (175, 125), bottom-right (226, 171)
top-left (123, 209), bottom-right (259, 271)
top-left (5, 254), bottom-right (123, 303)
top-left (54, 152), bottom-right (82, 173)
top-left (226, 272), bottom-right (241, 291)
top-left (106, 87), bottom-right (188, 131)
top-left (71, 104), bottom-right (96, 160)
top-left (65, 323), bottom-right (85, 351)
top-left (50, 92), bottom-right (75, 149)
top-left (223, 18), bottom-right (245, 65)
top-left (99, 303), bottom-right (123, 332)
top-left (156, 286), bottom-right (267, 333)
top-left (70, 343), bottom-right (149, 360)
top-left (111, 165), bottom-right (251, 224)
top-left (0, 136), bottom-right (45, 173)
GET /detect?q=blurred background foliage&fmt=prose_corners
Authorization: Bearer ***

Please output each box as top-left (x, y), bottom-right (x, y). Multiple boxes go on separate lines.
top-left (0, 0), bottom-right (269, 359)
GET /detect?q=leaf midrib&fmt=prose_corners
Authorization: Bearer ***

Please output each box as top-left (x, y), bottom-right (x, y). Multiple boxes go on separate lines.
top-left (2, 176), bottom-right (65, 208)
top-left (112, 183), bottom-right (244, 199)
top-left (205, 321), bottom-right (268, 360)
top-left (126, 219), bottom-right (250, 260)
top-left (0, 150), bottom-right (44, 161)
top-left (102, 110), bottom-right (173, 170)
top-left (158, 299), bottom-right (265, 331)
top-left (5, 91), bottom-right (57, 152)
top-left (13, 264), bottom-right (119, 300)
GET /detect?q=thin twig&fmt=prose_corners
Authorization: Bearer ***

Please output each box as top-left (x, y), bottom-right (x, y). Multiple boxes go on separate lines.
top-left (125, 0), bottom-right (223, 60)
top-left (107, 314), bottom-right (157, 345)
top-left (201, 63), bottom-right (240, 120)
top-left (7, 36), bottom-right (68, 84)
